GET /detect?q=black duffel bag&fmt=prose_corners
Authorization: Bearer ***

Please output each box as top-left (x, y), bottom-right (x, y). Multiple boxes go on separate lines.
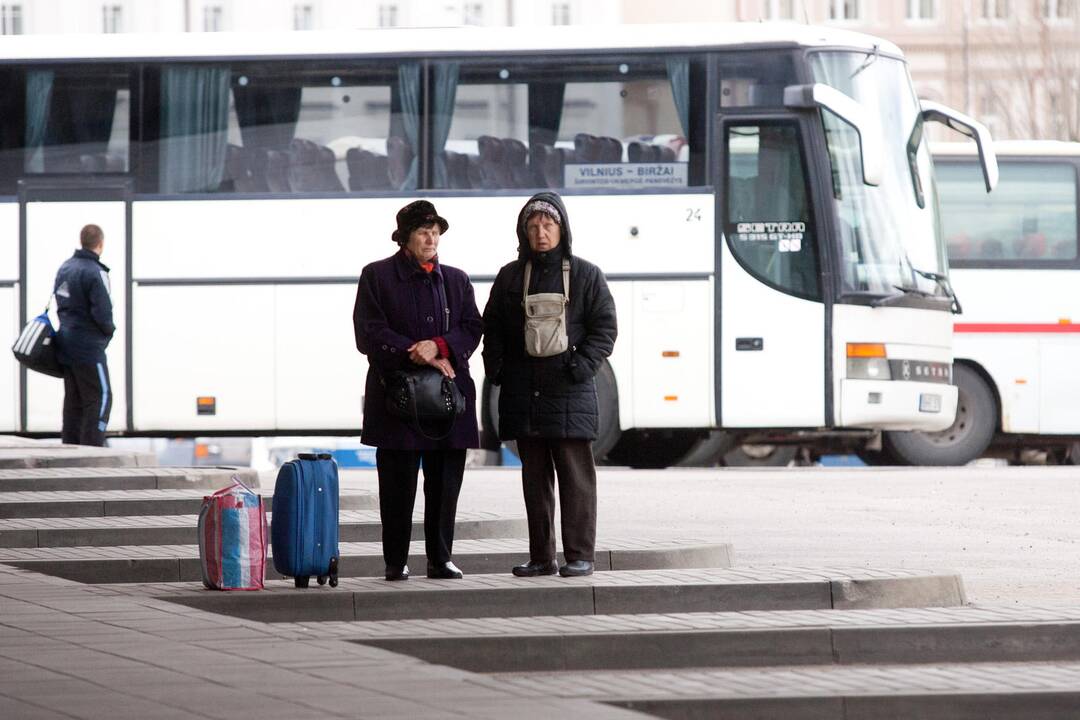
top-left (383, 367), bottom-right (465, 440)
top-left (11, 308), bottom-right (63, 379)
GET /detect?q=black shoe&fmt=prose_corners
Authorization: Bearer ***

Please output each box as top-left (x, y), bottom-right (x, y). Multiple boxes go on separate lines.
top-left (512, 559), bottom-right (559, 577)
top-left (427, 561), bottom-right (464, 579)
top-left (385, 564), bottom-right (409, 581)
top-left (559, 560), bottom-right (594, 577)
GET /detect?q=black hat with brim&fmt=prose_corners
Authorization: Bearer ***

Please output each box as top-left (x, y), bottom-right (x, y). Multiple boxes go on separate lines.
top-left (392, 200), bottom-right (449, 244)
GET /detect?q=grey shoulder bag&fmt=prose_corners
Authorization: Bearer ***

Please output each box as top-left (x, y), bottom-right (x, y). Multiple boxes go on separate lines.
top-left (522, 258), bottom-right (570, 358)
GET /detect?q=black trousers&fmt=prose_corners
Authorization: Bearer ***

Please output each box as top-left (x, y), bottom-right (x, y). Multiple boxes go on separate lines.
top-left (375, 448), bottom-right (466, 568)
top-left (61, 361), bottom-right (112, 447)
top-left (516, 438), bottom-right (596, 564)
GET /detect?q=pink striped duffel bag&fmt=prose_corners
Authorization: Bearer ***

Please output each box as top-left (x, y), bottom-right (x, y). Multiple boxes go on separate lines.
top-left (197, 477), bottom-right (268, 591)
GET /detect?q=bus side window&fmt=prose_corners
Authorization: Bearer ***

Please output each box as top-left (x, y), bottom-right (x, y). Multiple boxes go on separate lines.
top-left (725, 123), bottom-right (820, 299)
top-left (0, 65), bottom-right (130, 193)
top-left (430, 55), bottom-right (704, 191)
top-left (149, 60), bottom-right (409, 195)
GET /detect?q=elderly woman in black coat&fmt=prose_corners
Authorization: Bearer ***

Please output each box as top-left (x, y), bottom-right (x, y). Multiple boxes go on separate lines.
top-left (353, 200), bottom-right (482, 581)
top-left (482, 192), bottom-right (618, 578)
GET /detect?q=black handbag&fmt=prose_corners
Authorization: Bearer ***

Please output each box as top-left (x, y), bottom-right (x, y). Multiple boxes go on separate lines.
top-left (383, 367), bottom-right (466, 440)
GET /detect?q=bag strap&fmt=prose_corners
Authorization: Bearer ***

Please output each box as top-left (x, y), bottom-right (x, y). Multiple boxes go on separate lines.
top-left (522, 259), bottom-right (571, 306)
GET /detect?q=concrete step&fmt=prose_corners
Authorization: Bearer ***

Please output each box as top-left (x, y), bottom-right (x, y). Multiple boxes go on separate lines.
top-left (0, 488), bottom-right (379, 518)
top-left (0, 538), bottom-right (732, 584)
top-left (0, 510), bottom-right (527, 547)
top-left (484, 662), bottom-right (1080, 719)
top-left (0, 445), bottom-right (156, 468)
top-left (0, 466), bottom-right (259, 492)
top-left (334, 605), bottom-right (1080, 673)
top-left (130, 567), bottom-right (964, 622)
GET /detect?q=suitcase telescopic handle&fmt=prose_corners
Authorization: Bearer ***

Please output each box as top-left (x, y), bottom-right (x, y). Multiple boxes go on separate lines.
top-left (297, 452), bottom-right (333, 461)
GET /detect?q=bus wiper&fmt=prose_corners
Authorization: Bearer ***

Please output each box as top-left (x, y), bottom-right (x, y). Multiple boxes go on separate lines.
top-left (911, 267), bottom-right (963, 314)
top-left (870, 285), bottom-right (935, 307)
top-left (850, 45), bottom-right (880, 79)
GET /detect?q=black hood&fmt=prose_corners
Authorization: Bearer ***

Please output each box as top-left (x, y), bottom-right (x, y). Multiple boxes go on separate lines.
top-left (516, 192), bottom-right (572, 260)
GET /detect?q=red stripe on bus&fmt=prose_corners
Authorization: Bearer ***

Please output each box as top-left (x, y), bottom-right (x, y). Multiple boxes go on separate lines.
top-left (954, 323), bottom-right (1080, 333)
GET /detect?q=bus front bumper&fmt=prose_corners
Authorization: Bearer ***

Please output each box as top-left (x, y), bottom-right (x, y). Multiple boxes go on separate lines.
top-left (839, 380), bottom-right (958, 432)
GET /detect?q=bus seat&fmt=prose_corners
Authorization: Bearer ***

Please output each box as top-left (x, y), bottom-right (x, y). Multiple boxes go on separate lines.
top-left (387, 136), bottom-right (414, 189)
top-left (628, 142), bottom-right (646, 163)
top-left (1051, 239), bottom-right (1076, 258)
top-left (442, 150), bottom-right (471, 189)
top-left (537, 145), bottom-right (567, 188)
top-left (574, 133), bottom-right (602, 162)
top-left (657, 145), bottom-right (677, 162)
top-left (598, 137), bottom-right (622, 163)
top-left (478, 135), bottom-right (511, 189)
top-left (502, 138), bottom-right (530, 187)
top-left (465, 153), bottom-right (483, 188)
top-left (346, 148), bottom-right (391, 191)
top-left (1014, 232), bottom-right (1046, 259)
top-left (980, 239), bottom-right (1004, 259)
top-left (264, 150), bottom-right (291, 193)
top-left (314, 144), bottom-right (345, 192)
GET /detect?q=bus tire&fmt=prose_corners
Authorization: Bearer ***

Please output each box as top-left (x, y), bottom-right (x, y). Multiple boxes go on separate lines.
top-left (883, 364), bottom-right (997, 466)
top-left (483, 360), bottom-right (621, 464)
top-left (721, 443), bottom-right (798, 467)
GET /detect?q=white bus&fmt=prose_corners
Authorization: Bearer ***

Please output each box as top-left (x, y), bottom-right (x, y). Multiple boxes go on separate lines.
top-left (885, 141), bottom-right (1080, 465)
top-left (0, 25), bottom-right (995, 467)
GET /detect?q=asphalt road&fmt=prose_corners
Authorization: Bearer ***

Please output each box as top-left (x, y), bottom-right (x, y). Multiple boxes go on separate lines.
top-left (340, 464), bottom-right (1080, 604)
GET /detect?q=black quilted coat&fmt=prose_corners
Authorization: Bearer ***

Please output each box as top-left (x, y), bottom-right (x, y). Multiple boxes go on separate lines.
top-left (482, 192), bottom-right (618, 441)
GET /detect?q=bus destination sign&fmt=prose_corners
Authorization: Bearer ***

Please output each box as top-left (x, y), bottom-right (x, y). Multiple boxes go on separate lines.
top-left (564, 163), bottom-right (688, 189)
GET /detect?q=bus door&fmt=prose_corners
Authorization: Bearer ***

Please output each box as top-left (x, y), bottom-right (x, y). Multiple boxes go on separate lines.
top-left (716, 113), bottom-right (826, 428)
top-left (18, 179), bottom-right (131, 434)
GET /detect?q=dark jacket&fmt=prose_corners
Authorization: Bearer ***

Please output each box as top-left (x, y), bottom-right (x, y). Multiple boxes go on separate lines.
top-left (482, 192), bottom-right (618, 441)
top-left (353, 249), bottom-right (482, 450)
top-left (53, 249), bottom-right (114, 365)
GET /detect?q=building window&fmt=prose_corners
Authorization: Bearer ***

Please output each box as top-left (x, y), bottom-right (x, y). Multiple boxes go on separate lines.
top-left (1, 3), bottom-right (22, 34)
top-left (552, 2), bottom-right (572, 25)
top-left (102, 4), bottom-right (123, 33)
top-left (293, 3), bottom-right (314, 30)
top-left (203, 4), bottom-right (223, 32)
top-left (1044, 0), bottom-right (1074, 19)
top-left (462, 2), bottom-right (483, 25)
top-left (981, 0), bottom-right (1010, 19)
top-left (378, 3), bottom-right (397, 27)
top-left (765, 0), bottom-right (795, 20)
top-left (907, 0), bottom-right (936, 20)
top-left (829, 0), bottom-right (861, 21)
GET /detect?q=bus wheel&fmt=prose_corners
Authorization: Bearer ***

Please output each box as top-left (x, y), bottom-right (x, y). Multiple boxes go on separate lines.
top-left (883, 364), bottom-right (997, 466)
top-left (721, 444), bottom-right (798, 467)
top-left (483, 360), bottom-right (621, 464)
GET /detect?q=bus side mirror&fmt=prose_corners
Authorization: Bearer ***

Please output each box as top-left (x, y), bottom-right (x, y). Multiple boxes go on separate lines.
top-left (784, 83), bottom-right (883, 187)
top-left (920, 100), bottom-right (998, 192)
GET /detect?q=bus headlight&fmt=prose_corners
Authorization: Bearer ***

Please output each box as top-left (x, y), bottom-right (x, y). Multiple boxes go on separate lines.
top-left (847, 357), bottom-right (892, 380)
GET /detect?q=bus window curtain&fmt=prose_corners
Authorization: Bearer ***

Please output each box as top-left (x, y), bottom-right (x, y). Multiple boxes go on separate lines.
top-left (394, 63), bottom-right (421, 190)
top-left (527, 81), bottom-right (565, 185)
top-left (431, 63), bottom-right (459, 188)
top-left (233, 85), bottom-right (302, 149)
top-left (666, 57), bottom-right (690, 141)
top-left (160, 65), bottom-right (230, 193)
top-left (24, 70), bottom-right (53, 173)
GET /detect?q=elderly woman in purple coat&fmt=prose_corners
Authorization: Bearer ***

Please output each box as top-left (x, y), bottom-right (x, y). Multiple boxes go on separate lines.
top-left (353, 200), bottom-right (482, 581)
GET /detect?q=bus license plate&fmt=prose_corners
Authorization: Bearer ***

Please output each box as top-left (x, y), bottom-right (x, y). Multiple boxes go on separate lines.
top-left (919, 393), bottom-right (942, 413)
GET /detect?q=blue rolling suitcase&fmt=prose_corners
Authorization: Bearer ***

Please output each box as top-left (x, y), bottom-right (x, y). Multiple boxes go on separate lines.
top-left (271, 452), bottom-right (340, 588)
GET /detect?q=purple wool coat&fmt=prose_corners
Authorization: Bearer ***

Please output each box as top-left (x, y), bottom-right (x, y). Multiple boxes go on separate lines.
top-left (353, 249), bottom-right (482, 450)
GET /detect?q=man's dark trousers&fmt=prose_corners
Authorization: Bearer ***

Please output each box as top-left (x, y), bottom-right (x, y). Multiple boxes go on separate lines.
top-left (375, 449), bottom-right (466, 567)
top-left (61, 361), bottom-right (112, 447)
top-left (516, 438), bottom-right (596, 564)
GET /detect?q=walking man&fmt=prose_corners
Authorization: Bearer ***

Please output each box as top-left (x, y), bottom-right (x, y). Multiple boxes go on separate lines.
top-left (482, 192), bottom-right (617, 577)
top-left (55, 224), bottom-right (114, 446)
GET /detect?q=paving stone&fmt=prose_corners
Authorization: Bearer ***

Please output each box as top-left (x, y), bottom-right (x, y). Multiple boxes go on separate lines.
top-left (0, 510), bottom-right (526, 548)
top-left (0, 487), bottom-right (379, 518)
top-left (0, 466), bottom-right (259, 492)
top-left (0, 537), bottom-right (731, 584)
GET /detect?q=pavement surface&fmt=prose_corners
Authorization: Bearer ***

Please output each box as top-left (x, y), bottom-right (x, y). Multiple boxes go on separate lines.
top-left (340, 465), bottom-right (1080, 604)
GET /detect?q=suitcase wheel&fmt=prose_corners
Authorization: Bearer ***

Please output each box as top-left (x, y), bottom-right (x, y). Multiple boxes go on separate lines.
top-left (328, 556), bottom-right (339, 588)
top-left (294, 575), bottom-right (310, 589)
top-left (316, 575), bottom-right (327, 586)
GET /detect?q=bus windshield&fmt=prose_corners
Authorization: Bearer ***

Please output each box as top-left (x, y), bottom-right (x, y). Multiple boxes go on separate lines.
top-left (810, 51), bottom-right (944, 299)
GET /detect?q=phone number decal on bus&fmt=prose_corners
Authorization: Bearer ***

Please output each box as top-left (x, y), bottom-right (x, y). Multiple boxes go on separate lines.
top-left (733, 222), bottom-right (805, 252)
top-left (564, 163), bottom-right (689, 189)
